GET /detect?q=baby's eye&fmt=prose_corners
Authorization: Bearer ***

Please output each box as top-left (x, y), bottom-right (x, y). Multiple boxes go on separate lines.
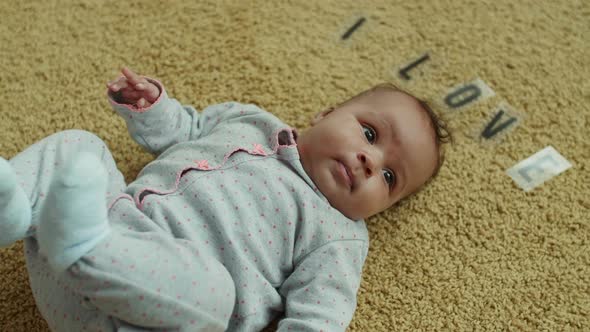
top-left (382, 169), bottom-right (396, 187)
top-left (362, 125), bottom-right (376, 144)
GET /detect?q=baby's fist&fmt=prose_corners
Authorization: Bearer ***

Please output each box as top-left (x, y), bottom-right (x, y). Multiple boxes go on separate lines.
top-left (107, 67), bottom-right (160, 107)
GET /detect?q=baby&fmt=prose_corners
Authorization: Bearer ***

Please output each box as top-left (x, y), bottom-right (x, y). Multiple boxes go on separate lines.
top-left (0, 67), bottom-right (450, 331)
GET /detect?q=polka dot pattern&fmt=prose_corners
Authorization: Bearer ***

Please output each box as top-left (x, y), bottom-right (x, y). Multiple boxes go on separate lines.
top-left (19, 97), bottom-right (369, 331)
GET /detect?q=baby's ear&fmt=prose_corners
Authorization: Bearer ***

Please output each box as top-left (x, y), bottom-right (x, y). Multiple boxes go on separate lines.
top-left (311, 107), bottom-right (334, 125)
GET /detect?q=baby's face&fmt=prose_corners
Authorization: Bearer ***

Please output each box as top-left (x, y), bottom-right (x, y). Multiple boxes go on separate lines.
top-left (297, 89), bottom-right (438, 220)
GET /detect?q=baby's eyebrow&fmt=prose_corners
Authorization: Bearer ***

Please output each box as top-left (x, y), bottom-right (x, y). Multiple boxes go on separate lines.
top-left (375, 114), bottom-right (408, 194)
top-left (376, 115), bottom-right (398, 146)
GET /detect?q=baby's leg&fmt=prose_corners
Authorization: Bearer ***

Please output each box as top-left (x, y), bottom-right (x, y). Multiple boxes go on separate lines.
top-left (28, 224), bottom-right (236, 332)
top-left (0, 129), bottom-right (125, 247)
top-left (36, 151), bottom-right (112, 271)
top-left (33, 152), bottom-right (235, 330)
top-left (66, 228), bottom-right (237, 331)
top-left (0, 158), bottom-right (31, 247)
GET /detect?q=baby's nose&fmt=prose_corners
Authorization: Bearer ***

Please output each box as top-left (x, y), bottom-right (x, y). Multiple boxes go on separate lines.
top-left (357, 152), bottom-right (376, 177)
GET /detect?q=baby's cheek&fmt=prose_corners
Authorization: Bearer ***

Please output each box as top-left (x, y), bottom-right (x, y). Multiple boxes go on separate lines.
top-left (351, 190), bottom-right (382, 219)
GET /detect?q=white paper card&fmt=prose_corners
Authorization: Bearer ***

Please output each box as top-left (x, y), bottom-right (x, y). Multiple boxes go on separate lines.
top-left (506, 146), bottom-right (572, 192)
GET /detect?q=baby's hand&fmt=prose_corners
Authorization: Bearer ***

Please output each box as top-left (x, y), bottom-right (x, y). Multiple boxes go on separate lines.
top-left (107, 67), bottom-right (160, 107)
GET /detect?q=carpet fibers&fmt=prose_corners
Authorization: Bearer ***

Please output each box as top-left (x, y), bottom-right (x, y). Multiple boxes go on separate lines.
top-left (0, 0), bottom-right (588, 331)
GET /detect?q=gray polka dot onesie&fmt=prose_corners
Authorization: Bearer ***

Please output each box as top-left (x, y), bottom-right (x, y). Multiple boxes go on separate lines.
top-left (15, 79), bottom-right (369, 331)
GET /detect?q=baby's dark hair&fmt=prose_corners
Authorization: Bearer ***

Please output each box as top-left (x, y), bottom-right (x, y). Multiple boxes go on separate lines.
top-left (344, 83), bottom-right (453, 191)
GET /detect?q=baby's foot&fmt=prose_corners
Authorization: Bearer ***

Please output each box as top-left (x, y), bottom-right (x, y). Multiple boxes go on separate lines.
top-left (0, 157), bottom-right (32, 247)
top-left (38, 152), bottom-right (110, 273)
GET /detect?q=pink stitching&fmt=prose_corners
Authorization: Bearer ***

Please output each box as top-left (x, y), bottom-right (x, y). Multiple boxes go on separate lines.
top-left (134, 126), bottom-right (298, 209)
top-left (135, 147), bottom-right (256, 208)
top-left (270, 127), bottom-right (298, 150)
top-left (194, 160), bottom-right (210, 170)
top-left (108, 193), bottom-right (134, 210)
top-left (251, 143), bottom-right (266, 156)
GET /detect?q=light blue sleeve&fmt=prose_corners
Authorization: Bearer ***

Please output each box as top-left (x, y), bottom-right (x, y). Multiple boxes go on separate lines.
top-left (277, 240), bottom-right (368, 332)
top-left (107, 79), bottom-right (236, 156)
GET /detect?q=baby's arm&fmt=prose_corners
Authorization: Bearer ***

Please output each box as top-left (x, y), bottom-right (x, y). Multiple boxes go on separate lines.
top-left (277, 240), bottom-right (368, 332)
top-left (106, 67), bottom-right (207, 155)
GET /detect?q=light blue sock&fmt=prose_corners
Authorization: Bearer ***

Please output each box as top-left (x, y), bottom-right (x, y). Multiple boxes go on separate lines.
top-left (38, 152), bottom-right (111, 273)
top-left (0, 157), bottom-right (32, 248)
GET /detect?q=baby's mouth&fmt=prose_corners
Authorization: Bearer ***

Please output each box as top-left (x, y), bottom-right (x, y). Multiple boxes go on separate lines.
top-left (337, 160), bottom-right (354, 191)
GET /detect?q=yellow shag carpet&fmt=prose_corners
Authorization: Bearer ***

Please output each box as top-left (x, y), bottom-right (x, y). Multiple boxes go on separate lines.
top-left (0, 0), bottom-right (588, 330)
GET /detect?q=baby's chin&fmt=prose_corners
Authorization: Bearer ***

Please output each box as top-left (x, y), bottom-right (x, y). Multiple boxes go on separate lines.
top-left (325, 195), bottom-right (366, 221)
top-left (328, 195), bottom-right (389, 221)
